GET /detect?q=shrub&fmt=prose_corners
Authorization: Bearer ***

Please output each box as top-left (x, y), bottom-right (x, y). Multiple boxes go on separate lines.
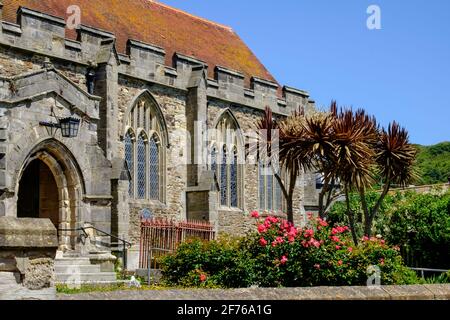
top-left (160, 212), bottom-right (417, 288)
top-left (160, 235), bottom-right (255, 288)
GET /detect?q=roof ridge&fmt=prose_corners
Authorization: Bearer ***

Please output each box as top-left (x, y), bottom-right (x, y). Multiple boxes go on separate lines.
top-left (148, 0), bottom-right (234, 32)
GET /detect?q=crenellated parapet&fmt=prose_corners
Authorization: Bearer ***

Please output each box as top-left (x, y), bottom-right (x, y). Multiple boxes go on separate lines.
top-left (0, 6), bottom-right (315, 116)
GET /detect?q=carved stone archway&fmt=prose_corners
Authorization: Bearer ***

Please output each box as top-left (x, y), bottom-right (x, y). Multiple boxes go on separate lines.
top-left (16, 139), bottom-right (85, 251)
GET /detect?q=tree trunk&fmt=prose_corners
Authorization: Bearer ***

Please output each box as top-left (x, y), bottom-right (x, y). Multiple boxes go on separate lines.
top-left (359, 189), bottom-right (371, 237)
top-left (286, 196), bottom-right (294, 224)
top-left (345, 187), bottom-right (359, 246)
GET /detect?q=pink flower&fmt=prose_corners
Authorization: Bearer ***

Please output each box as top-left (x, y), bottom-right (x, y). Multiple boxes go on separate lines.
top-left (379, 258), bottom-right (385, 266)
top-left (280, 256), bottom-right (288, 265)
top-left (380, 240), bottom-right (385, 245)
top-left (269, 216), bottom-right (279, 223)
top-left (318, 219), bottom-right (328, 227)
top-left (259, 237), bottom-right (268, 247)
top-left (314, 264), bottom-right (321, 270)
top-left (335, 245), bottom-right (341, 250)
top-left (338, 260), bottom-right (343, 266)
top-left (257, 224), bottom-right (267, 234)
top-left (199, 274), bottom-right (207, 282)
top-left (331, 236), bottom-right (340, 243)
top-left (311, 239), bottom-right (321, 248)
top-left (332, 228), bottom-right (338, 235)
top-left (251, 211), bottom-right (260, 218)
top-left (272, 241), bottom-right (278, 247)
top-left (347, 247), bottom-right (353, 252)
top-left (304, 229), bottom-right (314, 238)
top-left (362, 236), bottom-right (369, 242)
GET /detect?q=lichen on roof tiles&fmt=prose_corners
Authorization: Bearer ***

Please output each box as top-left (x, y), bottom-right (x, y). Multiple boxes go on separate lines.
top-left (2, 0), bottom-right (277, 87)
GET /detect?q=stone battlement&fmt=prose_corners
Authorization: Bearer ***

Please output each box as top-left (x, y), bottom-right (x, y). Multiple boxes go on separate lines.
top-left (0, 5), bottom-right (314, 116)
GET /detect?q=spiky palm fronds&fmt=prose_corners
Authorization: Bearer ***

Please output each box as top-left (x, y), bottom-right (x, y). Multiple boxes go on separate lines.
top-left (376, 121), bottom-right (418, 187)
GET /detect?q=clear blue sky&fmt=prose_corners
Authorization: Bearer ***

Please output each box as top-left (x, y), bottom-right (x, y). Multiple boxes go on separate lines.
top-left (161, 0), bottom-right (450, 146)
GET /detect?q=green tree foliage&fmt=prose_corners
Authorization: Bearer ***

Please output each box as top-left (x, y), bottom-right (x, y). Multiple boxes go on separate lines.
top-left (414, 142), bottom-right (450, 185)
top-left (329, 190), bottom-right (450, 268)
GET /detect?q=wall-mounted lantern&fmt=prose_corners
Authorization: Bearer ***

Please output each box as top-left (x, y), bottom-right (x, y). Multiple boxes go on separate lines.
top-left (40, 114), bottom-right (81, 138)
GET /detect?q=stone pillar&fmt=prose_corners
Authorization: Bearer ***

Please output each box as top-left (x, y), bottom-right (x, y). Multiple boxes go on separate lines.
top-left (185, 66), bottom-right (219, 227)
top-left (94, 39), bottom-right (119, 161)
top-left (0, 217), bottom-right (58, 300)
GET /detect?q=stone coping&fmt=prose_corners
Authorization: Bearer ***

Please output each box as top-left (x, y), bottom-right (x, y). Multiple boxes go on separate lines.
top-left (0, 217), bottom-right (58, 248)
top-left (57, 284), bottom-right (450, 300)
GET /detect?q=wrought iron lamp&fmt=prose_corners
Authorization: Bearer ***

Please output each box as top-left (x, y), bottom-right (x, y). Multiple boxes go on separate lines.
top-left (39, 108), bottom-right (81, 138)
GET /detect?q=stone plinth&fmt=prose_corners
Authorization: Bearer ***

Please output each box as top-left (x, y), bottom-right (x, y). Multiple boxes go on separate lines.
top-left (0, 217), bottom-right (58, 300)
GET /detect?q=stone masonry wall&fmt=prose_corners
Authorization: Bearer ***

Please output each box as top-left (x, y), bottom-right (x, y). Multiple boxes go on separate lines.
top-left (207, 99), bottom-right (306, 236)
top-left (118, 76), bottom-right (188, 243)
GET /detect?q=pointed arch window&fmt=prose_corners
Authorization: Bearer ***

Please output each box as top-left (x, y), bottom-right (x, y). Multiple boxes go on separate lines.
top-left (212, 109), bottom-right (243, 209)
top-left (137, 134), bottom-right (147, 199)
top-left (230, 148), bottom-right (238, 208)
top-left (124, 92), bottom-right (167, 202)
top-left (149, 136), bottom-right (160, 200)
top-left (220, 146), bottom-right (228, 206)
top-left (125, 131), bottom-right (134, 197)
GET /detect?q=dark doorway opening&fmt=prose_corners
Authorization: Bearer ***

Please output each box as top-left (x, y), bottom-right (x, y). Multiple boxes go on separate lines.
top-left (17, 159), bottom-right (59, 227)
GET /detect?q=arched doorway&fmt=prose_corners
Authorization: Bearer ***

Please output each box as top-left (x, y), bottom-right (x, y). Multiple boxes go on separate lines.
top-left (16, 140), bottom-right (85, 251)
top-left (17, 159), bottom-right (59, 227)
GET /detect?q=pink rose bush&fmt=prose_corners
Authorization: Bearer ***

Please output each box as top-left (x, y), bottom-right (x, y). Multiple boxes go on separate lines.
top-left (245, 212), bottom-right (417, 287)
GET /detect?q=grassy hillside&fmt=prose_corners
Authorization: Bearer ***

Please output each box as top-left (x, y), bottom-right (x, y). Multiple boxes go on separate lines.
top-left (414, 142), bottom-right (450, 185)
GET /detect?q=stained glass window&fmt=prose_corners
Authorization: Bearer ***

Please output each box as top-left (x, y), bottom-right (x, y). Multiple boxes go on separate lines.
top-left (137, 135), bottom-right (146, 199)
top-left (125, 132), bottom-right (134, 197)
top-left (149, 137), bottom-right (160, 200)
top-left (220, 146), bottom-right (228, 206)
top-left (230, 149), bottom-right (238, 208)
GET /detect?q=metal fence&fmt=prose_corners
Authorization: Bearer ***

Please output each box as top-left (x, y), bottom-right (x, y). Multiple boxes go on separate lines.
top-left (139, 218), bottom-right (215, 270)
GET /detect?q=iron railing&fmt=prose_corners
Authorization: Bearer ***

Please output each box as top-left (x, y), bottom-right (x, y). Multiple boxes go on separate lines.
top-left (57, 226), bottom-right (132, 270)
top-left (139, 218), bottom-right (215, 271)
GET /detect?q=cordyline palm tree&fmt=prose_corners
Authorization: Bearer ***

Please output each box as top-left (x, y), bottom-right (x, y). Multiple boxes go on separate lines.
top-left (359, 121), bottom-right (418, 237)
top-left (331, 107), bottom-right (378, 244)
top-left (251, 107), bottom-right (298, 223)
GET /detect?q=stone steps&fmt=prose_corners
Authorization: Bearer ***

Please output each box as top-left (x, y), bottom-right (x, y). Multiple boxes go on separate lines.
top-left (55, 257), bottom-right (91, 266)
top-left (55, 255), bottom-right (117, 285)
top-left (56, 272), bottom-right (117, 283)
top-left (55, 264), bottom-right (101, 274)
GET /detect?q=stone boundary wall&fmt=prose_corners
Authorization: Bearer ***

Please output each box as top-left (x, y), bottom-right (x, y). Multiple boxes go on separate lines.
top-left (57, 284), bottom-right (450, 300)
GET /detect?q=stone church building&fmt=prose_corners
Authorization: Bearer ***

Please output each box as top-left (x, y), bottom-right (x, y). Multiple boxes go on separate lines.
top-left (0, 0), bottom-right (319, 278)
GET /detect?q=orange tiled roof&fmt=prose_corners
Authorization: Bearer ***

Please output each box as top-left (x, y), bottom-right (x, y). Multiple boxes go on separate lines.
top-left (2, 0), bottom-right (277, 87)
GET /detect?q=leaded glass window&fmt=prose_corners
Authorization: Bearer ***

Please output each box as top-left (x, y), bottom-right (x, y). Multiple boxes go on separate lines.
top-left (259, 161), bottom-right (265, 210)
top-left (267, 169), bottom-right (273, 210)
top-left (124, 92), bottom-right (167, 202)
top-left (137, 135), bottom-right (147, 199)
top-left (213, 109), bottom-right (243, 209)
top-left (220, 146), bottom-right (228, 206)
top-left (125, 132), bottom-right (134, 197)
top-left (230, 149), bottom-right (238, 208)
top-left (259, 161), bottom-right (285, 212)
top-left (149, 137), bottom-right (160, 200)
